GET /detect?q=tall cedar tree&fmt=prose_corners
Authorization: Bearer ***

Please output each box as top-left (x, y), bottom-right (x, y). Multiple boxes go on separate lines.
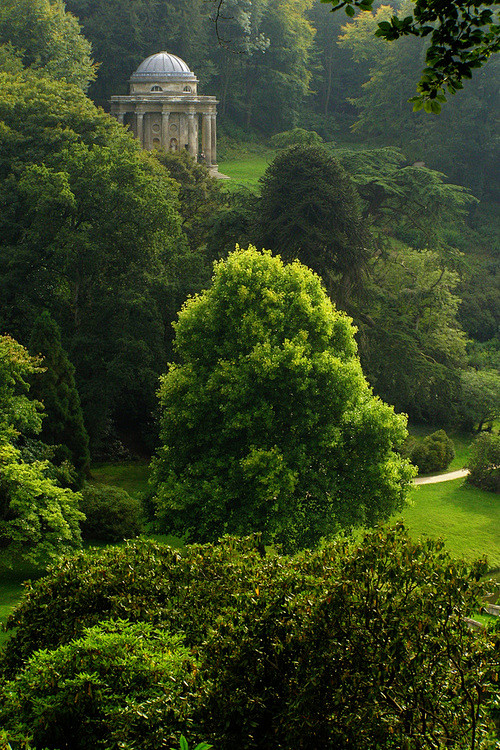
top-left (29, 311), bottom-right (90, 486)
top-left (257, 144), bottom-right (370, 308)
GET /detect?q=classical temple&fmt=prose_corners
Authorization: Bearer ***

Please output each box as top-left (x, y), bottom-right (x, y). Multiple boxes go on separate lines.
top-left (110, 51), bottom-right (219, 174)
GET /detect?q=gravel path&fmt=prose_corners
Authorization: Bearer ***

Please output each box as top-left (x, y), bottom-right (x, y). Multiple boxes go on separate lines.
top-left (413, 469), bottom-right (469, 485)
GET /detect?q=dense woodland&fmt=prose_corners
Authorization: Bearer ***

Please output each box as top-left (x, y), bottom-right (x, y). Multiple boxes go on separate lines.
top-left (0, 0), bottom-right (499, 746)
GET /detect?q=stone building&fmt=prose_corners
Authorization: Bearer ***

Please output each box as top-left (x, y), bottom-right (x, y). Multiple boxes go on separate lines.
top-left (110, 51), bottom-right (218, 174)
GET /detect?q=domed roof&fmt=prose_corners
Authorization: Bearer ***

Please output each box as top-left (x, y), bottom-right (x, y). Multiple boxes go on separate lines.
top-left (130, 52), bottom-right (195, 81)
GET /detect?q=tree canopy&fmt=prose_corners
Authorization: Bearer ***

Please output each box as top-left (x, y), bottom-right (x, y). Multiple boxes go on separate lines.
top-left (0, 335), bottom-right (82, 565)
top-left (328, 0), bottom-right (499, 109)
top-left (150, 247), bottom-right (414, 551)
top-left (0, 0), bottom-right (96, 89)
top-left (257, 144), bottom-right (371, 306)
top-left (0, 69), bottom-right (185, 454)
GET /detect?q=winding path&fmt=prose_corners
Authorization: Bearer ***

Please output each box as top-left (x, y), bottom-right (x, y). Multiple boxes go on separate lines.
top-left (413, 469), bottom-right (469, 485)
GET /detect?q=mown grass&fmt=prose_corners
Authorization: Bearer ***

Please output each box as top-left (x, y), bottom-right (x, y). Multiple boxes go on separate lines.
top-left (90, 460), bottom-right (150, 497)
top-left (0, 560), bottom-right (45, 648)
top-left (401, 478), bottom-right (500, 569)
top-left (408, 425), bottom-right (474, 472)
top-left (218, 152), bottom-right (275, 191)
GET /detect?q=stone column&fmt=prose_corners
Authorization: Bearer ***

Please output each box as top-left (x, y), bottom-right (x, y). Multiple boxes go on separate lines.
top-left (161, 110), bottom-right (170, 149)
top-left (115, 111), bottom-right (125, 124)
top-left (202, 113), bottom-right (212, 165)
top-left (187, 112), bottom-right (197, 158)
top-left (136, 110), bottom-right (144, 147)
top-left (210, 112), bottom-right (217, 166)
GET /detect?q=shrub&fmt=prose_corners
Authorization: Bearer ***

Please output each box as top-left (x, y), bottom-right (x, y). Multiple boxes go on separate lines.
top-left (0, 620), bottom-right (201, 750)
top-left (2, 529), bottom-right (499, 750)
top-left (1, 536), bottom-right (266, 673)
top-left (269, 127), bottom-right (323, 149)
top-left (79, 482), bottom-right (143, 541)
top-left (410, 429), bottom-right (455, 473)
top-left (467, 433), bottom-right (500, 492)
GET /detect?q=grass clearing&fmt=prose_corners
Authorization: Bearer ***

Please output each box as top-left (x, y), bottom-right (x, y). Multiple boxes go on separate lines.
top-left (90, 460), bottom-right (150, 497)
top-left (218, 152), bottom-right (275, 191)
top-left (0, 560), bottom-right (45, 648)
top-left (401, 478), bottom-right (500, 569)
top-left (407, 425), bottom-right (474, 472)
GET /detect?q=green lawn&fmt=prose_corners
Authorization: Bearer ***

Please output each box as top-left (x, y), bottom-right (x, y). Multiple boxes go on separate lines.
top-left (90, 460), bottom-right (150, 497)
top-left (401, 478), bottom-right (500, 569)
top-left (0, 560), bottom-right (45, 649)
top-left (218, 153), bottom-right (275, 191)
top-left (408, 425), bottom-right (474, 472)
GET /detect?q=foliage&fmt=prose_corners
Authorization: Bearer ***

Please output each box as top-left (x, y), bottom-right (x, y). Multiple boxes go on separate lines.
top-left (358, 247), bottom-right (468, 422)
top-left (324, 0), bottom-right (500, 107)
top-left (0, 69), bottom-right (184, 454)
top-left (333, 145), bottom-right (477, 254)
top-left (155, 149), bottom-right (224, 253)
top-left (337, 9), bottom-right (500, 198)
top-left (28, 311), bottom-right (89, 487)
top-left (199, 526), bottom-right (498, 750)
top-left (467, 433), bottom-right (500, 493)
top-left (458, 369), bottom-right (500, 432)
top-left (0, 620), bottom-right (201, 750)
top-left (269, 127), bottom-right (323, 148)
top-left (2, 527), bottom-right (499, 749)
top-left (175, 737), bottom-right (212, 750)
top-left (0, 335), bottom-right (82, 565)
top-left (150, 246), bottom-right (414, 552)
top-left (410, 428), bottom-right (455, 474)
top-left (0, 0), bottom-right (96, 89)
top-left (0, 536), bottom-right (268, 672)
top-left (257, 144), bottom-right (371, 305)
top-left (78, 483), bottom-right (143, 542)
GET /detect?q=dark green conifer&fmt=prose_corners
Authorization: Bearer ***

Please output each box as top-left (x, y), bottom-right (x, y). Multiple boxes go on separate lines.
top-left (29, 311), bottom-right (90, 486)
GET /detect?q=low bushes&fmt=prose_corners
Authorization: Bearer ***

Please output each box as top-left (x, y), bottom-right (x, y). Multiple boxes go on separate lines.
top-left (410, 429), bottom-right (455, 474)
top-left (79, 482), bottom-right (143, 541)
top-left (467, 433), bottom-right (500, 492)
top-left (1, 528), bottom-right (498, 750)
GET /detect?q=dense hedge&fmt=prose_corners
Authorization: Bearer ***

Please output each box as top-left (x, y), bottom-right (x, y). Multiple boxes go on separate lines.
top-left (1, 528), bottom-right (498, 750)
top-left (467, 433), bottom-right (500, 492)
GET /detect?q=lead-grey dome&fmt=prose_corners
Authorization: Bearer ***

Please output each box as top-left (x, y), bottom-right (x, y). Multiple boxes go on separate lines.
top-left (130, 52), bottom-right (195, 81)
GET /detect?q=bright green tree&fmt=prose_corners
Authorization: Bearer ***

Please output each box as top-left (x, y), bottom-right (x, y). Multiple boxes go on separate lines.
top-left (0, 0), bottom-right (96, 89)
top-left (28, 311), bottom-right (90, 486)
top-left (150, 247), bottom-right (414, 551)
top-left (257, 144), bottom-right (371, 306)
top-left (0, 335), bottom-right (82, 565)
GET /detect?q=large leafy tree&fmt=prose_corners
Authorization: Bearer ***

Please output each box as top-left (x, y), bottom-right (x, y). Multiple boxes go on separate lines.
top-left (257, 144), bottom-right (371, 306)
top-left (0, 70), bottom-right (183, 453)
top-left (358, 247), bottom-right (468, 422)
top-left (0, 335), bottom-right (82, 565)
top-left (337, 8), bottom-right (500, 197)
top-left (0, 0), bottom-right (96, 89)
top-left (150, 247), bottom-right (414, 551)
top-left (64, 0), bottom-right (212, 106)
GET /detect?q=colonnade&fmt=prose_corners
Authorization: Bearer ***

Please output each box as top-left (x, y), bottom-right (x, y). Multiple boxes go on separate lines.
top-left (113, 104), bottom-right (217, 166)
